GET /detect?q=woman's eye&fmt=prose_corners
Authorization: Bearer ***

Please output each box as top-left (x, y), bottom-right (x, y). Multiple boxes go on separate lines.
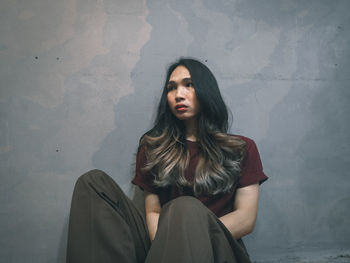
top-left (186, 82), bottom-right (194, 88)
top-left (167, 85), bottom-right (176, 91)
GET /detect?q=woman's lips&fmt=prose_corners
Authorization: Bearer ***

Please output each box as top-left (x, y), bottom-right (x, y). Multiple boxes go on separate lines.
top-left (175, 104), bottom-right (187, 112)
top-left (176, 107), bottom-right (187, 112)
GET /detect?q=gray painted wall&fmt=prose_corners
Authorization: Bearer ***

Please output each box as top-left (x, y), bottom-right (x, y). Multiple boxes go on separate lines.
top-left (1, 0), bottom-right (349, 262)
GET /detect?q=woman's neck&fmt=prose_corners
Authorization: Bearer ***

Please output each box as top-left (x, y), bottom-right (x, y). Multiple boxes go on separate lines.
top-left (184, 118), bottom-right (198, 142)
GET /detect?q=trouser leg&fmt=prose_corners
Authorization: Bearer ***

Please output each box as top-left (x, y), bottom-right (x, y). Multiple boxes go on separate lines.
top-left (66, 169), bottom-right (151, 263)
top-left (145, 196), bottom-right (251, 263)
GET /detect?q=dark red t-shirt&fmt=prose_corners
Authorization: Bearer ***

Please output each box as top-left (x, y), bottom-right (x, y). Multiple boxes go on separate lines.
top-left (131, 135), bottom-right (268, 217)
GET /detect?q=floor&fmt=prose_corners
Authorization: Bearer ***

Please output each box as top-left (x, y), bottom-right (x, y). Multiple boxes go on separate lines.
top-left (255, 254), bottom-right (350, 263)
top-left (252, 249), bottom-right (350, 263)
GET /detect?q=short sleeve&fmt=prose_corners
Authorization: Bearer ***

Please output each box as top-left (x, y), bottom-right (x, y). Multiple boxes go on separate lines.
top-left (131, 145), bottom-right (159, 194)
top-left (238, 138), bottom-right (268, 188)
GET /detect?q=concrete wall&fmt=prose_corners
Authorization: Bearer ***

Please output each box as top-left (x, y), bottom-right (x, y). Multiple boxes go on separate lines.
top-left (1, 0), bottom-right (349, 262)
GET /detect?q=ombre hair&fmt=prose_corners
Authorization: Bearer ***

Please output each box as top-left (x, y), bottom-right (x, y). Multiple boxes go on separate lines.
top-left (140, 58), bottom-right (245, 197)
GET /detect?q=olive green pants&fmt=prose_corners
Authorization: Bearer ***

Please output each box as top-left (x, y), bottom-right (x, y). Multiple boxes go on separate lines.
top-left (66, 169), bottom-right (251, 263)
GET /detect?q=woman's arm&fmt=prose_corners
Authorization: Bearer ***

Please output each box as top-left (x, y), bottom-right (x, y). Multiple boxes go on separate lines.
top-left (219, 183), bottom-right (259, 239)
top-left (144, 190), bottom-right (162, 241)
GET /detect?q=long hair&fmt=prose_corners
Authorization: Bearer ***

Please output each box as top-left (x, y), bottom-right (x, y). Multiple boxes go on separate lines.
top-left (140, 58), bottom-right (245, 196)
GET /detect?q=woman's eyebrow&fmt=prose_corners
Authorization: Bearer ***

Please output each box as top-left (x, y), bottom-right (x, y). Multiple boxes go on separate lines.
top-left (182, 78), bottom-right (192, 82)
top-left (168, 78), bottom-right (192, 84)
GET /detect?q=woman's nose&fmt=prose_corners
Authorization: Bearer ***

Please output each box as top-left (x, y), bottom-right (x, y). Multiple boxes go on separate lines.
top-left (175, 86), bottom-right (185, 100)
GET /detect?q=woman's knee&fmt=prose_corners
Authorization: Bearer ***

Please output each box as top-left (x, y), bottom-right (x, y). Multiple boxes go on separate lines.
top-left (164, 196), bottom-right (209, 216)
top-left (74, 169), bottom-right (126, 202)
top-left (77, 169), bottom-right (109, 184)
top-left (74, 169), bottom-right (116, 193)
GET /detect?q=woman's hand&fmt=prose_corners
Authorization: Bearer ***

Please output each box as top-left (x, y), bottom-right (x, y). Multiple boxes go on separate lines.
top-left (219, 183), bottom-right (259, 239)
top-left (144, 191), bottom-right (162, 241)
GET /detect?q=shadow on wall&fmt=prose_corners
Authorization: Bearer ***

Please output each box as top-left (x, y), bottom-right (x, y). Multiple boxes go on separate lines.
top-left (57, 216), bottom-right (69, 263)
top-left (252, 4), bottom-right (350, 252)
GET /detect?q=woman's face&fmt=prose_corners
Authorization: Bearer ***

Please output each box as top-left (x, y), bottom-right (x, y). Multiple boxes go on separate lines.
top-left (166, 65), bottom-right (201, 121)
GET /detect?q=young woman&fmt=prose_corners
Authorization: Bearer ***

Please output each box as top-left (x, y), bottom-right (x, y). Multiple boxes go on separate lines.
top-left (66, 58), bottom-right (268, 263)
